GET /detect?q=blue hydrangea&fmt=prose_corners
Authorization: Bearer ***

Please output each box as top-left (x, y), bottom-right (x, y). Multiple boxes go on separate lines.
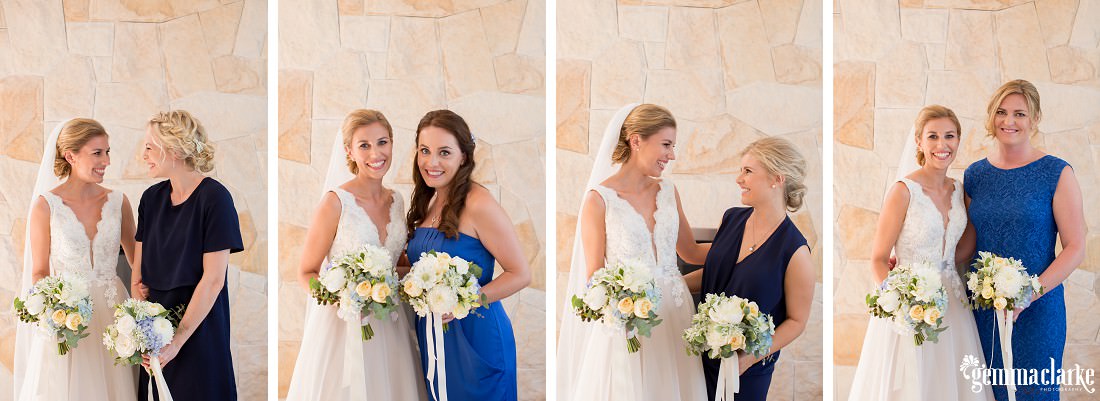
top-left (137, 317), bottom-right (166, 354)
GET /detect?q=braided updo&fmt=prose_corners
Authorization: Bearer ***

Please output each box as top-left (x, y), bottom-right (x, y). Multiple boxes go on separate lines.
top-left (148, 110), bottom-right (216, 172)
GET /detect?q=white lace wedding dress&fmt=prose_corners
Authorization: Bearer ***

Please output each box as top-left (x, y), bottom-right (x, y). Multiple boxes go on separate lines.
top-left (16, 190), bottom-right (137, 401)
top-left (848, 178), bottom-right (991, 401)
top-left (285, 189), bottom-right (426, 401)
top-left (565, 180), bottom-right (706, 401)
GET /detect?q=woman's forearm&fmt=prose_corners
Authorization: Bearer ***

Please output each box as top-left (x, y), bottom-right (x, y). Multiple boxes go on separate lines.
top-left (173, 273), bottom-right (224, 347)
top-left (479, 269), bottom-right (531, 304)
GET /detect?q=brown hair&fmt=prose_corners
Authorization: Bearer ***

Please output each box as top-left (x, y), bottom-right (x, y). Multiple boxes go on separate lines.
top-left (55, 118), bottom-right (109, 178)
top-left (985, 79), bottom-right (1041, 138)
top-left (739, 137), bottom-right (807, 212)
top-left (406, 110), bottom-right (477, 239)
top-left (612, 104), bottom-right (676, 164)
top-left (148, 110), bottom-right (216, 172)
top-left (913, 105), bottom-right (962, 166)
top-left (341, 109), bottom-right (394, 174)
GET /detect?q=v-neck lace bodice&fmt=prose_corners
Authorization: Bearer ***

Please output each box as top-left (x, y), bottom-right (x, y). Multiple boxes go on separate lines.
top-left (895, 178), bottom-right (967, 301)
top-left (42, 190), bottom-right (123, 304)
top-left (327, 188), bottom-right (406, 268)
top-left (592, 180), bottom-right (686, 306)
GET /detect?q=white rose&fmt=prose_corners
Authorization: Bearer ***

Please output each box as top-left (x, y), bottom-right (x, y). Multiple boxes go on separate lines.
top-left (320, 267), bottom-right (347, 292)
top-left (966, 273), bottom-right (979, 292)
top-left (704, 327), bottom-right (732, 350)
top-left (427, 287), bottom-right (458, 314)
top-left (583, 285), bottom-right (609, 309)
top-left (113, 332), bottom-right (137, 357)
top-left (1030, 276), bottom-right (1042, 293)
top-left (452, 257), bottom-right (471, 275)
top-left (452, 305), bottom-right (470, 319)
top-left (877, 291), bottom-right (901, 313)
top-left (24, 294), bottom-right (46, 316)
top-left (619, 265), bottom-right (654, 292)
top-left (708, 298), bottom-right (745, 324)
top-left (116, 314), bottom-right (137, 333)
top-left (992, 269), bottom-right (1023, 297)
top-left (147, 302), bottom-right (166, 316)
top-left (152, 317), bottom-right (175, 340)
top-left (403, 280), bottom-right (423, 298)
top-left (59, 283), bottom-right (88, 307)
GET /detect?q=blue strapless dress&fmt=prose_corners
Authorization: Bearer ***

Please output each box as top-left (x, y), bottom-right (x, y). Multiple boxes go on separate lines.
top-left (407, 227), bottom-right (518, 401)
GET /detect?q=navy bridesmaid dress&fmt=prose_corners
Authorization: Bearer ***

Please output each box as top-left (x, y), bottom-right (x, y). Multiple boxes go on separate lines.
top-left (965, 155), bottom-right (1068, 401)
top-left (136, 177), bottom-right (244, 401)
top-left (407, 227), bottom-right (518, 401)
top-left (699, 207), bottom-right (808, 401)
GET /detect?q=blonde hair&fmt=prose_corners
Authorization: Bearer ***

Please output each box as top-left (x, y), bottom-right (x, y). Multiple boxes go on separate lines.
top-left (613, 104), bottom-right (676, 164)
top-left (55, 118), bottom-right (109, 178)
top-left (341, 109), bottom-right (394, 174)
top-left (148, 110), bottom-right (215, 173)
top-left (739, 137), bottom-right (807, 212)
top-left (985, 79), bottom-right (1041, 137)
top-left (913, 105), bottom-right (962, 166)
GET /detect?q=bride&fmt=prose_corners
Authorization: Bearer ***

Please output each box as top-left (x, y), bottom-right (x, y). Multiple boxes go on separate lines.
top-left (848, 105), bottom-right (991, 401)
top-left (557, 103), bottom-right (708, 401)
top-left (14, 118), bottom-right (138, 401)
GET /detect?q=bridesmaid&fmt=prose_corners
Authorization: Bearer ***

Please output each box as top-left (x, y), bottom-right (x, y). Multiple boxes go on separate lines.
top-left (132, 110), bottom-right (243, 400)
top-left (959, 79), bottom-right (1085, 401)
top-left (405, 110), bottom-right (531, 401)
top-left (685, 137), bottom-right (815, 401)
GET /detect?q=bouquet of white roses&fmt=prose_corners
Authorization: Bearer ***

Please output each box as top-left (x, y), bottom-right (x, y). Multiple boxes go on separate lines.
top-left (865, 261), bottom-right (949, 346)
top-left (13, 272), bottom-right (93, 355)
top-left (311, 244), bottom-right (400, 341)
top-left (400, 251), bottom-right (484, 328)
top-left (967, 251), bottom-right (1042, 311)
top-left (571, 259), bottom-right (662, 353)
top-left (682, 293), bottom-right (775, 399)
top-left (966, 251), bottom-right (1043, 401)
top-left (103, 299), bottom-right (183, 401)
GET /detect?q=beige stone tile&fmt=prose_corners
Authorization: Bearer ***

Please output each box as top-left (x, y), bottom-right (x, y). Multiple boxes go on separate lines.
top-left (44, 56), bottom-right (95, 122)
top-left (645, 69), bottom-right (724, 122)
top-left (279, 0), bottom-right (338, 70)
top-left (833, 313), bottom-right (870, 366)
top-left (794, 0), bottom-right (822, 48)
top-left (923, 0), bottom-right (1029, 9)
top-left (216, 136), bottom-right (264, 197)
top-left (618, 5), bottom-right (667, 43)
top-left (170, 91), bottom-right (266, 141)
top-left (556, 150), bottom-right (591, 215)
top-left (926, 70), bottom-right (997, 122)
top-left (89, 0), bottom-right (173, 22)
top-left (481, 0), bottom-right (525, 56)
top-left (1048, 46), bottom-right (1100, 84)
top-left (834, 365), bottom-right (856, 400)
top-left (875, 41), bottom-right (927, 109)
top-left (837, 205), bottom-right (878, 260)
top-left (212, 55), bottom-right (266, 96)
top-left (873, 107), bottom-right (921, 170)
top-left (364, 78), bottom-right (446, 131)
top-left (471, 138), bottom-right (498, 184)
top-left (160, 14), bottom-right (218, 100)
top-left (233, 0), bottom-right (266, 59)
top-left (1036, 0), bottom-right (1079, 47)
top-left (668, 173), bottom-right (742, 226)
top-left (793, 359), bottom-right (824, 400)
top-left (66, 22), bottom-right (113, 56)
top-left (725, 82), bottom-right (820, 136)
top-left (837, 0), bottom-right (901, 61)
top-left (340, 15), bottom-right (389, 53)
top-left (834, 61), bottom-right (875, 150)
top-left (278, 282), bottom-right (307, 342)
top-left (901, 8), bottom-right (948, 44)
top-left (277, 340), bottom-right (300, 397)
top-left (556, 59), bottom-right (590, 154)
top-left (168, 0), bottom-right (222, 16)
top-left (557, 0), bottom-right (616, 60)
top-left (0, 76), bottom-right (43, 163)
top-left (0, 31), bottom-right (11, 78)
top-left (1065, 269), bottom-right (1100, 343)
top-left (449, 92), bottom-right (543, 144)
top-left (94, 80), bottom-right (169, 130)
top-left (515, 0), bottom-right (543, 57)
top-left (278, 159), bottom-right (324, 228)
top-left (717, 1), bottom-right (775, 89)
top-left (365, 51), bottom-right (387, 79)
top-left (834, 260), bottom-right (876, 316)
top-left (312, 49), bottom-right (367, 119)
top-left (338, 0), bottom-right (365, 15)
top-left (199, 1), bottom-right (244, 57)
top-left (619, 0), bottom-right (739, 6)
top-left (946, 9), bottom-right (996, 74)
top-left (925, 43), bottom-right (946, 70)
top-left (439, 9), bottom-right (499, 100)
top-left (5, 0), bottom-right (66, 75)
top-left (1034, 82), bottom-right (1100, 133)
top-left (492, 139), bottom-right (543, 218)
top-left (494, 53), bottom-right (544, 96)
top-left (759, 0), bottom-right (802, 45)
top-left (773, 44), bottom-right (822, 86)
top-left (995, 4), bottom-right (1052, 82)
top-left (112, 23), bottom-right (164, 83)
top-left (667, 7), bottom-right (720, 71)
top-left (278, 69), bottom-right (312, 164)
top-left (590, 40), bottom-right (645, 110)
top-left (278, 222), bottom-right (306, 280)
top-left (62, 0), bottom-right (89, 22)
top-left (362, 0), bottom-right (486, 18)
top-left (673, 114), bottom-right (763, 175)
top-left (386, 16), bottom-right (440, 78)
top-left (835, 144), bottom-right (887, 211)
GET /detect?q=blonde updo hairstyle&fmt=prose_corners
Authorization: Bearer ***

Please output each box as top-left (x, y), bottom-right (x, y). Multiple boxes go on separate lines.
top-left (913, 105), bottom-right (962, 166)
top-left (985, 79), bottom-right (1041, 138)
top-left (739, 137), bottom-right (807, 212)
top-left (148, 110), bottom-right (215, 173)
top-left (612, 104), bottom-right (676, 164)
top-left (341, 109), bottom-right (394, 174)
top-left (55, 118), bottom-right (109, 178)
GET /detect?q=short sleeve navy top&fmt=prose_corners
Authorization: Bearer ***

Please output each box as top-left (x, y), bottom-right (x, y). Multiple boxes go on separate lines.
top-left (136, 177), bottom-right (244, 290)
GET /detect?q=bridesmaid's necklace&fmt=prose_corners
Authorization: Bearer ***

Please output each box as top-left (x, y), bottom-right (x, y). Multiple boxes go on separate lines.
top-left (748, 213), bottom-right (784, 253)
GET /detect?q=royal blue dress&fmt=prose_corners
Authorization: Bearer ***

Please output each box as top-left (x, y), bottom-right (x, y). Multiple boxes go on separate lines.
top-left (136, 177), bottom-right (244, 401)
top-left (407, 227), bottom-right (518, 401)
top-left (965, 155), bottom-right (1068, 401)
top-left (699, 207), bottom-right (807, 401)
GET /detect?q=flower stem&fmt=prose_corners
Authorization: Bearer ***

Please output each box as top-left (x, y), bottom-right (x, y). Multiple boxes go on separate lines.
top-left (361, 323), bottom-right (374, 341)
top-left (627, 335), bottom-right (641, 353)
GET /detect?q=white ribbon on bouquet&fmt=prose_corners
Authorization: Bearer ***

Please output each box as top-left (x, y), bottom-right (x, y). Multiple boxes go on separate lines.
top-left (424, 313), bottom-right (449, 401)
top-left (714, 357), bottom-right (740, 401)
top-left (146, 356), bottom-right (174, 401)
top-left (343, 314), bottom-right (368, 400)
top-left (994, 310), bottom-right (1017, 401)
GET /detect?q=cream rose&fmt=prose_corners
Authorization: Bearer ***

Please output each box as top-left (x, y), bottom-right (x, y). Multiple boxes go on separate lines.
top-left (617, 297), bottom-right (635, 315)
top-left (355, 281), bottom-right (373, 298)
top-left (747, 302), bottom-right (760, 318)
top-left (993, 297), bottom-right (1008, 310)
top-left (981, 284), bottom-right (995, 300)
top-left (728, 331), bottom-right (747, 350)
top-left (64, 313), bottom-right (83, 331)
top-left (51, 309), bottom-right (67, 325)
top-left (403, 280), bottom-right (423, 297)
top-left (633, 298), bottom-right (654, 318)
top-left (908, 304), bottom-right (925, 321)
top-left (371, 282), bottom-right (392, 303)
top-left (922, 307), bottom-right (941, 326)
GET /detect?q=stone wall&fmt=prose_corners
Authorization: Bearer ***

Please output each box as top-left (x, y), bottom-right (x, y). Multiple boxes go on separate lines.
top-left (276, 0), bottom-right (546, 399)
top-left (556, 0), bottom-right (823, 399)
top-left (0, 0), bottom-right (269, 400)
top-left (834, 1), bottom-right (1100, 400)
